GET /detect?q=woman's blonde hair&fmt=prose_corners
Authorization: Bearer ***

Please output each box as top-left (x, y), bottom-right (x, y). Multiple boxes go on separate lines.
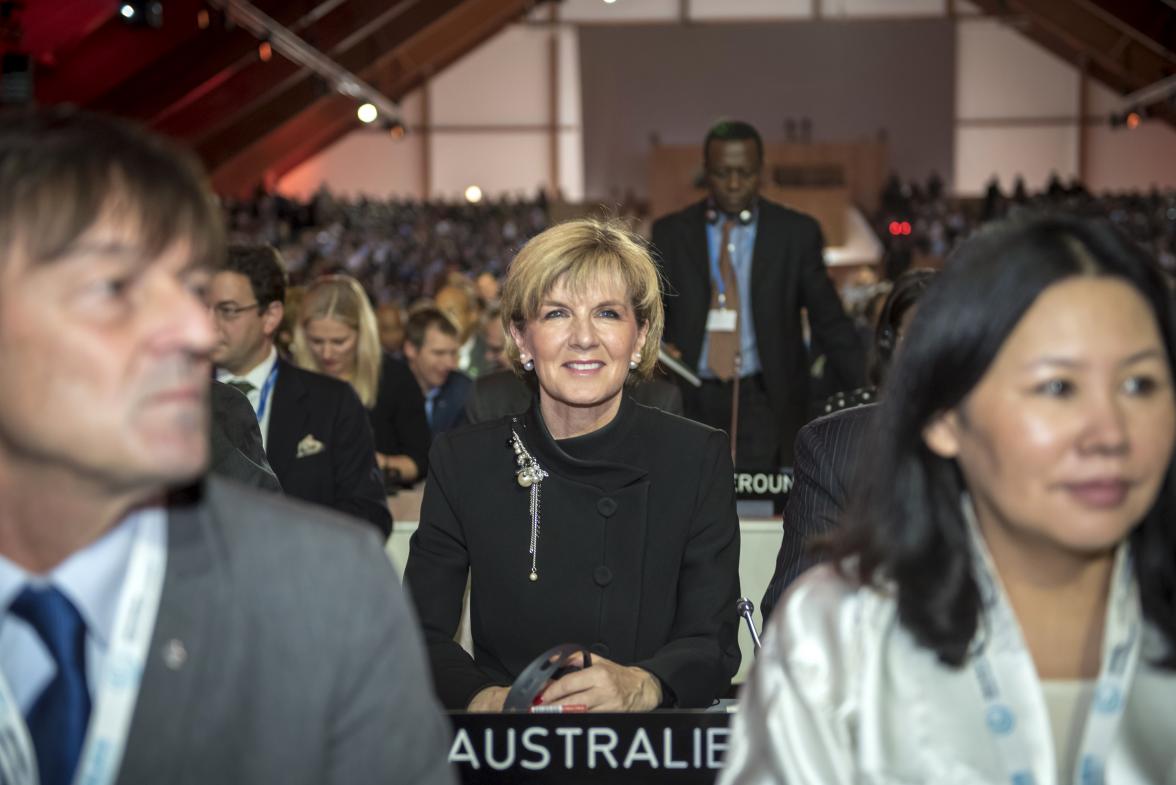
top-left (291, 275), bottom-right (383, 408)
top-left (500, 219), bottom-right (664, 380)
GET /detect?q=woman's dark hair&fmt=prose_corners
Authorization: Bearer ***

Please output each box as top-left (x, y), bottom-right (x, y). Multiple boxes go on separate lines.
top-left (837, 213), bottom-right (1176, 668)
top-left (870, 268), bottom-right (937, 386)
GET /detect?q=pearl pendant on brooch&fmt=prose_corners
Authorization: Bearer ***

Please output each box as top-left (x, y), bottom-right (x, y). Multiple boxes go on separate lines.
top-left (529, 571), bottom-right (538, 582)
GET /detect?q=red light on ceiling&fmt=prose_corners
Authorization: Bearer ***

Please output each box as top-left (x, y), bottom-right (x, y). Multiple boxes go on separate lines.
top-left (258, 42), bottom-right (273, 62)
top-left (901, 221), bottom-right (912, 235)
top-left (1126, 112), bottom-right (1142, 130)
top-left (197, 9), bottom-right (210, 29)
top-left (888, 221), bottom-right (901, 236)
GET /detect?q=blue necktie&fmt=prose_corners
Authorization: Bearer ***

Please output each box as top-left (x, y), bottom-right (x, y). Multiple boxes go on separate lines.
top-left (11, 586), bottom-right (92, 785)
top-left (425, 388), bottom-right (439, 428)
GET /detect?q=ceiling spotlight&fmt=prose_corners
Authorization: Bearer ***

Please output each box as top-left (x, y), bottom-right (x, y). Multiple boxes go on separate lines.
top-left (357, 102), bottom-right (378, 124)
top-left (117, 0), bottom-right (162, 28)
top-left (1126, 111), bottom-right (1142, 130)
top-left (196, 9), bottom-right (210, 29)
top-left (258, 40), bottom-right (273, 62)
top-left (465, 185), bottom-right (483, 204)
top-left (385, 119), bottom-right (407, 140)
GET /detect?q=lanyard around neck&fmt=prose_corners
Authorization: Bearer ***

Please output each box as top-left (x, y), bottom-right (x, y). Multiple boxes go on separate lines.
top-left (964, 501), bottom-right (1141, 785)
top-left (254, 363), bottom-right (279, 424)
top-left (0, 517), bottom-right (168, 785)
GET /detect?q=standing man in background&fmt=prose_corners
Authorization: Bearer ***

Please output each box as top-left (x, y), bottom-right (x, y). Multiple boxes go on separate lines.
top-left (652, 120), bottom-right (864, 468)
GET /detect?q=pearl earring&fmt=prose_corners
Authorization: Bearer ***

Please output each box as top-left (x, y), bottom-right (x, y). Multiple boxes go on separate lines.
top-left (629, 354), bottom-right (640, 370)
top-left (523, 359), bottom-right (535, 371)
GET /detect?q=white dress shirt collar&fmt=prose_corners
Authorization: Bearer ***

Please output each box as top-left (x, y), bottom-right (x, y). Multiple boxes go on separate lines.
top-left (216, 345), bottom-right (278, 392)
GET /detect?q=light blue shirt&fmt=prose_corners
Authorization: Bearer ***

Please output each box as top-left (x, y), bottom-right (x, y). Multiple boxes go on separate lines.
top-left (0, 507), bottom-right (166, 714)
top-left (698, 215), bottom-right (761, 378)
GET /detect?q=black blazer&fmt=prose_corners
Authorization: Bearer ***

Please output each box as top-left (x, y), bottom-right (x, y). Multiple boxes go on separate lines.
top-left (651, 199), bottom-right (865, 464)
top-left (209, 381), bottom-right (282, 493)
top-left (463, 369), bottom-right (686, 425)
top-left (430, 371), bottom-right (473, 434)
top-left (404, 394), bottom-right (741, 710)
top-left (370, 353), bottom-right (432, 477)
top-left (760, 402), bottom-right (875, 623)
top-left (265, 358), bottom-right (392, 537)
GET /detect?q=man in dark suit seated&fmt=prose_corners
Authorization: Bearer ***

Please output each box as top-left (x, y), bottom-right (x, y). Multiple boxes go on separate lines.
top-left (403, 306), bottom-right (473, 435)
top-left (0, 108), bottom-right (454, 785)
top-left (652, 120), bottom-right (864, 470)
top-left (208, 380), bottom-right (282, 492)
top-left (760, 268), bottom-right (936, 622)
top-left (209, 245), bottom-right (392, 537)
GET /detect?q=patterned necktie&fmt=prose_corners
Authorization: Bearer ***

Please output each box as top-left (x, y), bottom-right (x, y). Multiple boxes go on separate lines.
top-left (226, 379), bottom-right (255, 397)
top-left (11, 586), bottom-right (92, 785)
top-left (707, 219), bottom-right (741, 381)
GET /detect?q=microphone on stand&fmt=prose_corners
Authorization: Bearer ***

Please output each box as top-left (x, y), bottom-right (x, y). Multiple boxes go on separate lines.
top-left (737, 597), bottom-right (762, 652)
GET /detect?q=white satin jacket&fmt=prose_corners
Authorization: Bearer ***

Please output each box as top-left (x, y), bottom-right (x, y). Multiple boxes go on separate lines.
top-left (720, 552), bottom-right (1176, 785)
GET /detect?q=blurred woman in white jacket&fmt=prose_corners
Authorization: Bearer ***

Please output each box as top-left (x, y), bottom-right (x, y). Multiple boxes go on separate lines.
top-left (722, 214), bottom-right (1176, 785)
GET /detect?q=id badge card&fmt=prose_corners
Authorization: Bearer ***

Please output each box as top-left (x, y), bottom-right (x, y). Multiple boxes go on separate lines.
top-left (706, 308), bottom-right (737, 332)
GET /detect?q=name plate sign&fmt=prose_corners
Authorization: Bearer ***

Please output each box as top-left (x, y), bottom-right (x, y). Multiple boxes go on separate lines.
top-left (447, 710), bottom-right (732, 784)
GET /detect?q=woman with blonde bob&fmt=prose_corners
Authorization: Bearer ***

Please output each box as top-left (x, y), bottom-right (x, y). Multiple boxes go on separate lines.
top-left (293, 274), bottom-right (431, 483)
top-left (405, 219), bottom-right (741, 712)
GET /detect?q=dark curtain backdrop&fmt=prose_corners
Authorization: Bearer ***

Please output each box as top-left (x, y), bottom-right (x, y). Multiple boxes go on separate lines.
top-left (579, 19), bottom-right (955, 201)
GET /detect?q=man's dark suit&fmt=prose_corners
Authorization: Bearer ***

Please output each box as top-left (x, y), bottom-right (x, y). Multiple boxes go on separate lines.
top-left (115, 479), bottom-right (455, 785)
top-left (652, 199), bottom-right (865, 466)
top-left (462, 369), bottom-right (686, 424)
top-left (209, 381), bottom-right (282, 493)
top-left (265, 358), bottom-right (392, 537)
top-left (370, 353), bottom-right (431, 477)
top-left (429, 371), bottom-right (473, 434)
top-left (760, 403), bottom-right (875, 623)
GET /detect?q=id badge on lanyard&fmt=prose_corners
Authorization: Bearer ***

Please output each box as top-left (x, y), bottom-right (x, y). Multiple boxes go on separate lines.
top-left (0, 515), bottom-right (167, 785)
top-left (706, 307), bottom-right (738, 333)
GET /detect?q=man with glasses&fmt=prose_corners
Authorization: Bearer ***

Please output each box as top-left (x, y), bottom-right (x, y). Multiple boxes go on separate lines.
top-left (209, 245), bottom-right (391, 536)
top-left (652, 120), bottom-right (863, 469)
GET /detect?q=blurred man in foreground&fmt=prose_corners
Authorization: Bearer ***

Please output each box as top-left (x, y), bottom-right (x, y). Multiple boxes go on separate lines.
top-left (0, 108), bottom-right (454, 785)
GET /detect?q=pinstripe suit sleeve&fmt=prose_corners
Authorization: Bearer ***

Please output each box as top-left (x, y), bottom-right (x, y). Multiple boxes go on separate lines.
top-left (761, 412), bottom-right (855, 625)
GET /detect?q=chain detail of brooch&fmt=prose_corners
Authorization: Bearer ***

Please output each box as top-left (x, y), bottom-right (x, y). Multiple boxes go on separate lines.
top-left (509, 426), bottom-right (548, 582)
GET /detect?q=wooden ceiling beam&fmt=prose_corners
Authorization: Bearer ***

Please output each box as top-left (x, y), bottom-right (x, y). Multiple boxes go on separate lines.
top-left (206, 0), bottom-right (539, 195)
top-left (197, 0), bottom-right (467, 170)
top-left (156, 0), bottom-right (422, 141)
top-left (33, 0), bottom-right (207, 106)
top-left (88, 0), bottom-right (341, 121)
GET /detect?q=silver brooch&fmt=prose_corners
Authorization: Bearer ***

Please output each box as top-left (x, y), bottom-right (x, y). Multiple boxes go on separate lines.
top-left (510, 426), bottom-right (548, 582)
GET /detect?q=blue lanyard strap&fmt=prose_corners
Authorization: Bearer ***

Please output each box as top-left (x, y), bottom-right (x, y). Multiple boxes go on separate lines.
top-left (255, 363), bottom-right (279, 423)
top-left (964, 498), bottom-right (1140, 785)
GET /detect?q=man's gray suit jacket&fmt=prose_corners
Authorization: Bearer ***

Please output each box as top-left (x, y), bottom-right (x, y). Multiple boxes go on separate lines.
top-left (114, 477), bottom-right (456, 785)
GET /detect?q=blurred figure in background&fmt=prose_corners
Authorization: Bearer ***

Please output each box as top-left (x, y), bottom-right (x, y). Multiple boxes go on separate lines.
top-left (211, 247), bottom-right (391, 535)
top-left (293, 275), bottom-right (430, 485)
top-left (436, 281), bottom-right (489, 378)
top-left (760, 268), bottom-right (936, 622)
top-left (403, 306), bottom-right (472, 435)
top-left (376, 301), bottom-right (406, 357)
